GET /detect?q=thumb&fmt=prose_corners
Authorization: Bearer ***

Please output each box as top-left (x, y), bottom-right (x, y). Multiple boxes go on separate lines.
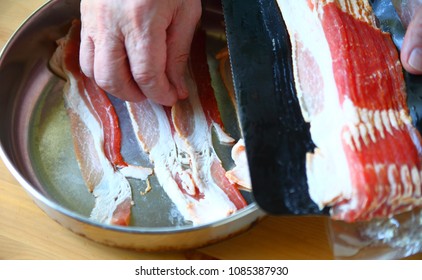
top-left (166, 0), bottom-right (202, 99)
top-left (401, 6), bottom-right (422, 74)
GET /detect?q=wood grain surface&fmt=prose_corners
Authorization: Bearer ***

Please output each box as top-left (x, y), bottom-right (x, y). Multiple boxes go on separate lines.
top-left (0, 0), bottom-right (421, 260)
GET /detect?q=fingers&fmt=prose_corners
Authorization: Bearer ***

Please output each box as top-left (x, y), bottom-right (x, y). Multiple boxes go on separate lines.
top-left (79, 0), bottom-right (99, 79)
top-left (401, 6), bottom-right (422, 74)
top-left (93, 37), bottom-right (146, 102)
top-left (78, 0), bottom-right (201, 106)
top-left (166, 0), bottom-right (202, 100)
top-left (125, 23), bottom-right (178, 106)
top-left (79, 24), bottom-right (95, 78)
top-left (79, 27), bottom-right (146, 102)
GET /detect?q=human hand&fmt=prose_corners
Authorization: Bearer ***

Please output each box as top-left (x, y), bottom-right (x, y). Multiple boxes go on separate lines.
top-left (79, 0), bottom-right (202, 106)
top-left (401, 5), bottom-right (422, 75)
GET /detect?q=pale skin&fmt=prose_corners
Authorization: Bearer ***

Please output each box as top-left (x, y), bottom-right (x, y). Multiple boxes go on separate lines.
top-left (402, 6), bottom-right (422, 75)
top-left (79, 0), bottom-right (202, 106)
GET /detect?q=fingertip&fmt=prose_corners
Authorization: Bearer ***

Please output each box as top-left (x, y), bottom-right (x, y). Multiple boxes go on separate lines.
top-left (177, 89), bottom-right (189, 100)
top-left (406, 48), bottom-right (422, 74)
top-left (95, 70), bottom-right (147, 102)
top-left (153, 87), bottom-right (179, 107)
top-left (176, 78), bottom-right (190, 100)
top-left (167, 63), bottom-right (191, 101)
top-left (116, 88), bottom-right (147, 103)
top-left (131, 69), bottom-right (180, 106)
top-left (99, 76), bottom-right (148, 103)
top-left (111, 80), bottom-right (147, 102)
top-left (401, 6), bottom-right (422, 74)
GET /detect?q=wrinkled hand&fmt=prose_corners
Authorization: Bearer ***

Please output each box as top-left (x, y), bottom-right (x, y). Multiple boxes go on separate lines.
top-left (401, 6), bottom-right (422, 75)
top-left (79, 0), bottom-right (202, 106)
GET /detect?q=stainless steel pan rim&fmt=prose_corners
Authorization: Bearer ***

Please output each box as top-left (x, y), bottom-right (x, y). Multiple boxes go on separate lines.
top-left (1, 144), bottom-right (260, 235)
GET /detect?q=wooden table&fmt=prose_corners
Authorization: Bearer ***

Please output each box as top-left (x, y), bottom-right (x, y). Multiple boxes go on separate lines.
top-left (0, 0), bottom-right (421, 260)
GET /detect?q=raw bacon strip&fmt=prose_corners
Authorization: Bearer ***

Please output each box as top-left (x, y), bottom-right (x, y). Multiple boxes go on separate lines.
top-left (83, 78), bottom-right (126, 168)
top-left (191, 32), bottom-right (235, 144)
top-left (278, 0), bottom-right (422, 222)
top-left (49, 20), bottom-right (152, 226)
top-left (171, 73), bottom-right (247, 210)
top-left (225, 139), bottom-right (252, 191)
top-left (126, 30), bottom-right (247, 225)
top-left (177, 30), bottom-right (247, 208)
top-left (127, 97), bottom-right (244, 224)
top-left (171, 94), bottom-right (247, 211)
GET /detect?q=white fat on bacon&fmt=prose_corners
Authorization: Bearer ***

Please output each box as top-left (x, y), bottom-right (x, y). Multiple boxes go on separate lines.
top-left (61, 71), bottom-right (134, 224)
top-left (127, 84), bottom-right (239, 225)
top-left (50, 30), bottom-right (152, 225)
top-left (226, 139), bottom-right (252, 191)
top-left (277, 0), bottom-right (353, 208)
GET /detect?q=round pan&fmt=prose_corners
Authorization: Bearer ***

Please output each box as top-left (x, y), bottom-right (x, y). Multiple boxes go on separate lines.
top-left (0, 0), bottom-right (264, 251)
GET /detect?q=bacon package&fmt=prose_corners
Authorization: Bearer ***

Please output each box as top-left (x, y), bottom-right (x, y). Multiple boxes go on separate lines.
top-left (276, 0), bottom-right (422, 258)
top-left (277, 0), bottom-right (422, 222)
top-left (49, 20), bottom-right (249, 227)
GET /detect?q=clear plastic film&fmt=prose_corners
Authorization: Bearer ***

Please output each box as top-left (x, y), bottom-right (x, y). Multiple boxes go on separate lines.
top-left (329, 0), bottom-right (422, 260)
top-left (329, 209), bottom-right (422, 259)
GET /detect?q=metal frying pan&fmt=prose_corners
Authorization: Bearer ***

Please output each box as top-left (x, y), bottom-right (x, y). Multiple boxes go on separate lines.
top-left (0, 0), bottom-right (265, 251)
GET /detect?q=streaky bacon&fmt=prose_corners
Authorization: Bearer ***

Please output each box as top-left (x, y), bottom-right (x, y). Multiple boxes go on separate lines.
top-left (181, 30), bottom-right (247, 208)
top-left (225, 139), bottom-right (252, 191)
top-left (278, 0), bottom-right (422, 222)
top-left (126, 30), bottom-right (247, 225)
top-left (49, 20), bottom-right (152, 226)
top-left (190, 34), bottom-right (235, 144)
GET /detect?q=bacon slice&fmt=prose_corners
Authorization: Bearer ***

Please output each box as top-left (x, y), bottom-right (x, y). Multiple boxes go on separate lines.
top-left (225, 139), bottom-right (252, 191)
top-left (127, 99), bottom-right (245, 225)
top-left (277, 0), bottom-right (422, 221)
top-left (185, 31), bottom-right (247, 204)
top-left (49, 20), bottom-right (152, 226)
top-left (192, 36), bottom-right (235, 145)
top-left (126, 31), bottom-right (247, 225)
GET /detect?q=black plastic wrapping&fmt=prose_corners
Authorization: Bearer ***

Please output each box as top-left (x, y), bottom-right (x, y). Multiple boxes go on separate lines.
top-left (222, 0), bottom-right (325, 215)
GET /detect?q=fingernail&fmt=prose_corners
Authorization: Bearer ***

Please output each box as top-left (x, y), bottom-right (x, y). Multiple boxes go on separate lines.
top-left (409, 48), bottom-right (422, 72)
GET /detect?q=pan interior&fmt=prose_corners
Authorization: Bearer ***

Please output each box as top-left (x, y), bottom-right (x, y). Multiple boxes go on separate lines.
top-left (27, 28), bottom-right (253, 228)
